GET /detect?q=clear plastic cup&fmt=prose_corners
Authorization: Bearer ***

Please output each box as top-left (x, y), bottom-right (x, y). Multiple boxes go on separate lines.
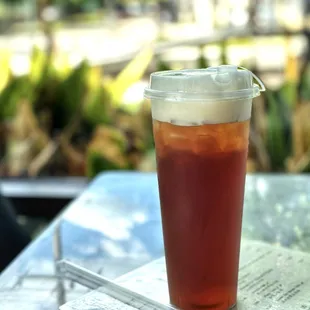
top-left (144, 65), bottom-right (265, 310)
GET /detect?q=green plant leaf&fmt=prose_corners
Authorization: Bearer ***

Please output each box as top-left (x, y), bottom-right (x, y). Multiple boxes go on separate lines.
top-left (280, 81), bottom-right (297, 108)
top-left (299, 64), bottom-right (310, 102)
top-left (29, 46), bottom-right (47, 85)
top-left (0, 76), bottom-right (33, 120)
top-left (83, 86), bottom-right (113, 126)
top-left (110, 46), bottom-right (153, 105)
top-left (0, 49), bottom-right (11, 93)
top-left (53, 52), bottom-right (71, 79)
top-left (53, 60), bottom-right (90, 128)
top-left (265, 91), bottom-right (289, 171)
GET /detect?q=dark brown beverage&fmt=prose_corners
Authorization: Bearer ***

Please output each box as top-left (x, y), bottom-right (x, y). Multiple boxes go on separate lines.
top-left (153, 119), bottom-right (250, 310)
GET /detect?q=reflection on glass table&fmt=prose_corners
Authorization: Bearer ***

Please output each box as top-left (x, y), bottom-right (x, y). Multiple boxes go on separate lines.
top-left (0, 172), bottom-right (310, 309)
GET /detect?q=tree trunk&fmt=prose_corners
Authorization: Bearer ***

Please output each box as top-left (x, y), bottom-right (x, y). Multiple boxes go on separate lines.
top-left (36, 0), bottom-right (56, 57)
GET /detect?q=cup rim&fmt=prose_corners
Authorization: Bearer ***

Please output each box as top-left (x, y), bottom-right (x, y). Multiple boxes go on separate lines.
top-left (144, 83), bottom-right (261, 102)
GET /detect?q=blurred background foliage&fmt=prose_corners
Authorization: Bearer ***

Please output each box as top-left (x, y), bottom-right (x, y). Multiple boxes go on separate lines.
top-left (1, 0), bottom-right (310, 178)
top-left (0, 45), bottom-right (155, 178)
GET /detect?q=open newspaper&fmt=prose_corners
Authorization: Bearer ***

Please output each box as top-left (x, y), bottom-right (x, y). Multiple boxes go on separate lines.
top-left (60, 239), bottom-right (310, 310)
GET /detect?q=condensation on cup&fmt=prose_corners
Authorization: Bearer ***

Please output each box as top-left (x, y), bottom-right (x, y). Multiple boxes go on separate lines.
top-left (144, 65), bottom-right (265, 310)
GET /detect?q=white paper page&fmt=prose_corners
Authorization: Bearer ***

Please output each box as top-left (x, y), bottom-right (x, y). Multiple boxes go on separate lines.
top-left (60, 291), bottom-right (137, 310)
top-left (61, 240), bottom-right (310, 310)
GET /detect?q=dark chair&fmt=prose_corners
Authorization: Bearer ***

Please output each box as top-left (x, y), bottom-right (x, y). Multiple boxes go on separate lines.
top-left (0, 193), bottom-right (31, 272)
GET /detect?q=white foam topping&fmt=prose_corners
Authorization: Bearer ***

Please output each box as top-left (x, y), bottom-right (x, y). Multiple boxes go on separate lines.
top-left (151, 98), bottom-right (252, 125)
top-left (146, 65), bottom-right (256, 125)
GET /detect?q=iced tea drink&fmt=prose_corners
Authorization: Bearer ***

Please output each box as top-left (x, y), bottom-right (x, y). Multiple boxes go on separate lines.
top-left (154, 119), bottom-right (249, 310)
top-left (144, 66), bottom-right (265, 310)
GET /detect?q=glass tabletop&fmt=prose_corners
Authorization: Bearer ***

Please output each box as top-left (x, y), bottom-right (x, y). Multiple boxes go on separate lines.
top-left (0, 172), bottom-right (310, 309)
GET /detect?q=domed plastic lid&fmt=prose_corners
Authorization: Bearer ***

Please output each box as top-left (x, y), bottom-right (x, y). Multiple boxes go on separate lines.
top-left (144, 65), bottom-right (265, 102)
